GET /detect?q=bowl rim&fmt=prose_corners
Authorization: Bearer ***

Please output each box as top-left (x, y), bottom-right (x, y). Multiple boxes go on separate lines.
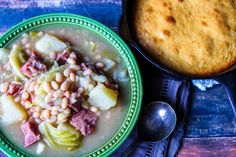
top-left (0, 13), bottom-right (143, 157)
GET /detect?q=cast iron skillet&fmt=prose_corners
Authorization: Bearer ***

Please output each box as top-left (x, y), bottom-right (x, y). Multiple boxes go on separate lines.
top-left (120, 0), bottom-right (236, 115)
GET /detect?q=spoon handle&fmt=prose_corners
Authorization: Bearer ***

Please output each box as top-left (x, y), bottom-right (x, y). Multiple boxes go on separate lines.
top-left (120, 137), bottom-right (141, 157)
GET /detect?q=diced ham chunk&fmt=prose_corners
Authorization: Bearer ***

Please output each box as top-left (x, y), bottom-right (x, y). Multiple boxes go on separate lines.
top-left (70, 108), bottom-right (97, 136)
top-left (6, 83), bottom-right (23, 96)
top-left (20, 52), bottom-right (47, 77)
top-left (21, 121), bottom-right (40, 147)
top-left (57, 50), bottom-right (79, 65)
top-left (69, 95), bottom-right (83, 112)
top-left (105, 82), bottom-right (118, 90)
top-left (56, 50), bottom-right (70, 64)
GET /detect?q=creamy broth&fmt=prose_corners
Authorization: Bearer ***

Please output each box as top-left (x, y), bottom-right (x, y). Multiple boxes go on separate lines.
top-left (0, 25), bottom-right (130, 156)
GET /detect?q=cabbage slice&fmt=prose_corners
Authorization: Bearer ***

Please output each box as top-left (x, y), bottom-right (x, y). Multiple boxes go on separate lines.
top-left (39, 122), bottom-right (82, 151)
top-left (9, 45), bottom-right (26, 79)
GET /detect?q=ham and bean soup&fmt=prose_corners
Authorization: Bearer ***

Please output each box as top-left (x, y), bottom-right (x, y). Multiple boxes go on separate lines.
top-left (0, 26), bottom-right (129, 156)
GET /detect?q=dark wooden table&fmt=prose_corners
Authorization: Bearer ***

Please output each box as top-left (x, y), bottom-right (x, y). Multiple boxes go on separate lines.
top-left (0, 0), bottom-right (235, 156)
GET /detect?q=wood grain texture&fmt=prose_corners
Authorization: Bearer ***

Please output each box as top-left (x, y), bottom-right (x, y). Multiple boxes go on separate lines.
top-left (186, 86), bottom-right (236, 137)
top-left (178, 137), bottom-right (236, 157)
top-left (0, 0), bottom-right (122, 34)
top-left (0, 0), bottom-right (235, 157)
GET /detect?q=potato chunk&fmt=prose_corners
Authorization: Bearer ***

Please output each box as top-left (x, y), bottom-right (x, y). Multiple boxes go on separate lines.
top-left (36, 34), bottom-right (67, 54)
top-left (0, 94), bottom-right (27, 125)
top-left (88, 83), bottom-right (118, 110)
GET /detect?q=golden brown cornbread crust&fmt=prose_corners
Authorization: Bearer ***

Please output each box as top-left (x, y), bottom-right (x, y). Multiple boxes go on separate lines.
top-left (134, 0), bottom-right (236, 76)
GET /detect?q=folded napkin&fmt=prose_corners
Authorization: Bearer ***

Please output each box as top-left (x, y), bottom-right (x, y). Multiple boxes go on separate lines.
top-left (112, 76), bottom-right (191, 157)
top-left (192, 79), bottom-right (219, 91)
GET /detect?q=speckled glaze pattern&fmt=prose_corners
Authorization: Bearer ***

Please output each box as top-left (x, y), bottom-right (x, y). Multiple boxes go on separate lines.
top-left (0, 13), bottom-right (143, 157)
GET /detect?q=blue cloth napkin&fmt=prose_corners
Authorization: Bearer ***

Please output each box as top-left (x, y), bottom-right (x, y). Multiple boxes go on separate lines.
top-left (112, 77), bottom-right (191, 157)
top-left (192, 80), bottom-right (219, 91)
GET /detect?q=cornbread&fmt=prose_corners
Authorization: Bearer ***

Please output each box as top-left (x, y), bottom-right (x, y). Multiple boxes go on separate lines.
top-left (134, 0), bottom-right (236, 76)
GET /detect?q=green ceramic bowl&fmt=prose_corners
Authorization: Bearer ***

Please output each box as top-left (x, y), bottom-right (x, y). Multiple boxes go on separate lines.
top-left (0, 13), bottom-right (142, 157)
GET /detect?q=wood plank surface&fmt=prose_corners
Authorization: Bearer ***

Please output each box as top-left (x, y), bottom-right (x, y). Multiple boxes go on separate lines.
top-left (186, 86), bottom-right (236, 138)
top-left (0, 0), bottom-right (122, 34)
top-left (178, 137), bottom-right (236, 157)
top-left (0, 0), bottom-right (235, 157)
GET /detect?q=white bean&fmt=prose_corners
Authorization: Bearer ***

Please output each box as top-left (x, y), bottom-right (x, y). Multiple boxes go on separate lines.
top-left (45, 93), bottom-right (53, 103)
top-left (53, 90), bottom-right (63, 99)
top-left (83, 69), bottom-right (93, 76)
top-left (71, 92), bottom-right (77, 99)
top-left (29, 81), bottom-right (36, 92)
top-left (49, 115), bottom-right (57, 123)
top-left (67, 58), bottom-right (76, 64)
top-left (37, 31), bottom-right (43, 37)
top-left (0, 82), bottom-right (9, 93)
top-left (33, 112), bottom-right (40, 118)
top-left (35, 118), bottom-right (42, 124)
top-left (78, 87), bottom-right (84, 94)
top-left (24, 81), bottom-right (30, 89)
top-left (25, 102), bottom-right (33, 109)
top-left (42, 110), bottom-right (51, 119)
top-left (14, 96), bottom-right (20, 103)
top-left (58, 108), bottom-right (64, 112)
top-left (34, 83), bottom-right (39, 92)
top-left (51, 110), bottom-right (59, 116)
top-left (25, 43), bottom-right (31, 48)
top-left (95, 62), bottom-right (104, 68)
top-left (70, 64), bottom-right (81, 71)
top-left (63, 91), bottom-right (70, 98)
top-left (30, 106), bottom-right (36, 112)
top-left (22, 92), bottom-right (30, 99)
top-left (69, 53), bottom-right (77, 59)
top-left (27, 110), bottom-right (32, 116)
top-left (51, 81), bottom-right (59, 90)
top-left (61, 98), bottom-right (69, 108)
top-left (46, 105), bottom-right (52, 110)
top-left (63, 69), bottom-right (71, 77)
top-left (42, 82), bottom-right (52, 93)
top-left (95, 54), bottom-right (101, 60)
top-left (49, 52), bottom-right (57, 60)
top-left (22, 33), bottom-right (29, 38)
top-left (69, 72), bottom-right (76, 82)
top-left (55, 72), bottom-right (63, 83)
top-left (90, 106), bottom-right (98, 113)
top-left (63, 108), bottom-right (71, 115)
top-left (57, 113), bottom-right (69, 123)
top-left (51, 105), bottom-right (60, 111)
top-left (40, 113), bottom-right (44, 120)
top-left (25, 49), bottom-right (31, 55)
top-left (21, 37), bottom-right (28, 45)
top-left (60, 81), bottom-right (69, 91)
top-left (35, 106), bottom-right (42, 112)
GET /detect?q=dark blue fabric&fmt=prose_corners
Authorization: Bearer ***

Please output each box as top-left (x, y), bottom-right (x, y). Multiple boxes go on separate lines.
top-left (112, 77), bottom-right (191, 157)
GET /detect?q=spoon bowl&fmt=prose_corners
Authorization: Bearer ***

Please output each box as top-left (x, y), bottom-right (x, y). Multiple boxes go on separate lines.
top-left (138, 101), bottom-right (177, 141)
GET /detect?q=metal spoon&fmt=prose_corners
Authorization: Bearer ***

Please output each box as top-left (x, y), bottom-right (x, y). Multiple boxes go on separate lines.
top-left (122, 101), bottom-right (177, 156)
top-left (138, 101), bottom-right (177, 141)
